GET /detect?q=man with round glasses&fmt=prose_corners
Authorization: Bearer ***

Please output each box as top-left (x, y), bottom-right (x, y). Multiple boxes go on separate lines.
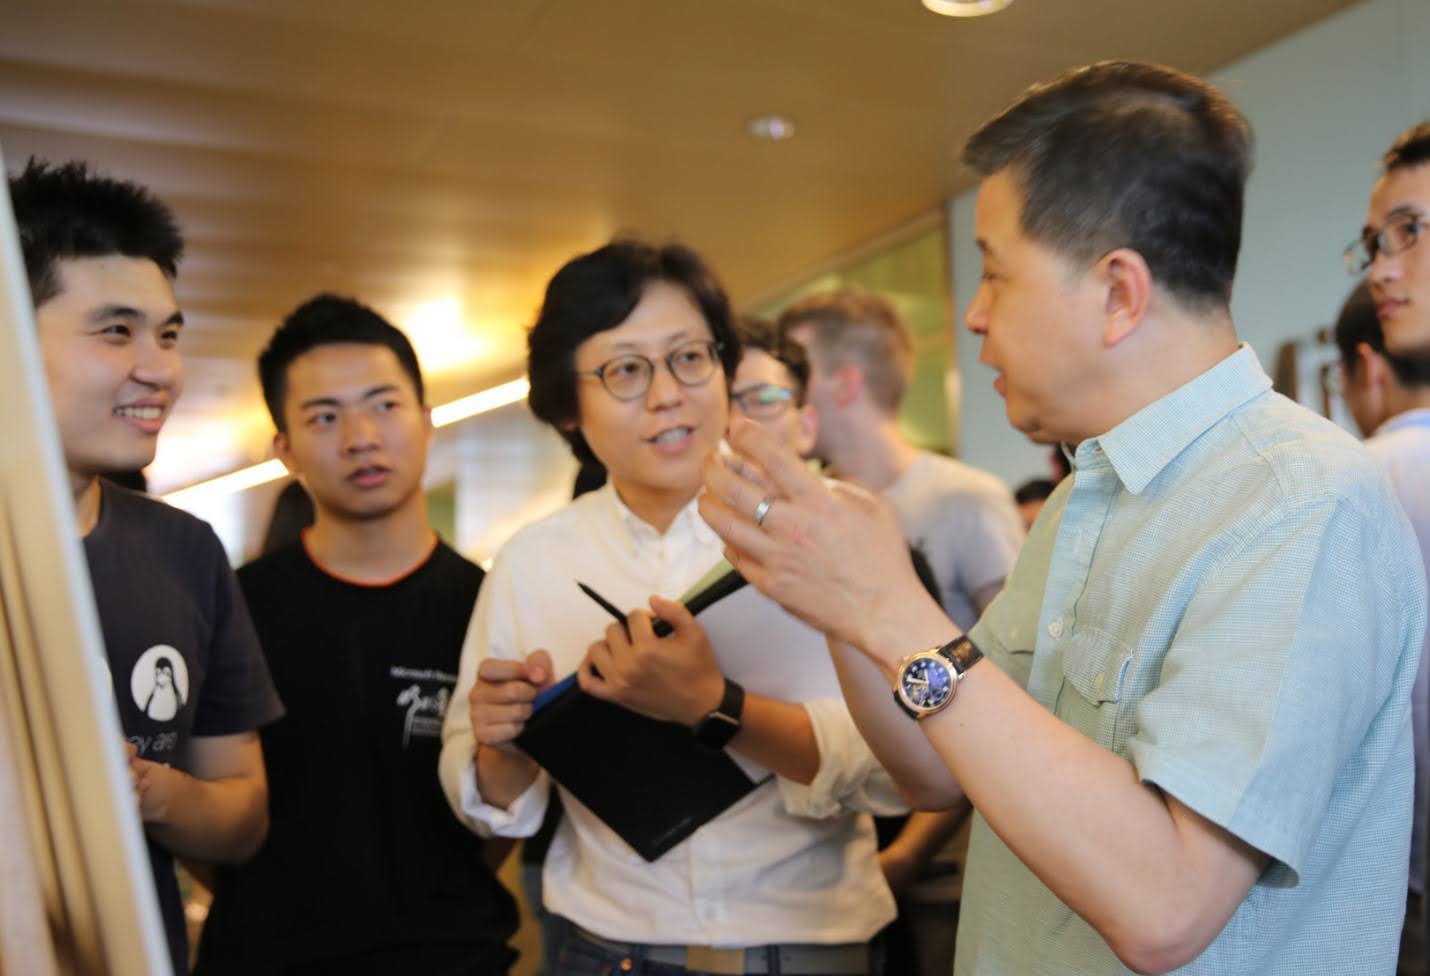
top-left (730, 315), bottom-right (818, 457)
top-left (1352, 121), bottom-right (1430, 356)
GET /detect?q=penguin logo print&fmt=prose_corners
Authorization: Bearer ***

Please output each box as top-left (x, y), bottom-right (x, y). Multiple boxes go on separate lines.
top-left (130, 645), bottom-right (189, 722)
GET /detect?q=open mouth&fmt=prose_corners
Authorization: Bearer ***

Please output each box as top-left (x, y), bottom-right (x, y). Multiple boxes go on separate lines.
top-left (113, 403), bottom-right (166, 432)
top-left (348, 464), bottom-right (391, 487)
top-left (645, 425), bottom-right (695, 450)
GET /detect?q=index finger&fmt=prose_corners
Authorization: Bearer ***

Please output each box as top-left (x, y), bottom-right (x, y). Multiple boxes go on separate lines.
top-left (727, 417), bottom-right (826, 504)
top-left (477, 658), bottom-right (536, 683)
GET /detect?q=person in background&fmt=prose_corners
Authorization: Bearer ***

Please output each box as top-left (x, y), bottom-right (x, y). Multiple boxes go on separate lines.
top-left (780, 289), bottom-right (1024, 633)
top-left (441, 239), bottom-right (904, 976)
top-left (195, 295), bottom-right (517, 974)
top-left (1013, 477), bottom-right (1055, 532)
top-left (730, 315), bottom-right (818, 457)
top-left (12, 158), bottom-right (283, 974)
top-left (1351, 121), bottom-right (1430, 357)
top-left (1332, 279), bottom-right (1430, 976)
top-left (780, 288), bottom-right (1023, 975)
top-left (703, 61), bottom-right (1425, 974)
top-left (257, 479), bottom-right (315, 556)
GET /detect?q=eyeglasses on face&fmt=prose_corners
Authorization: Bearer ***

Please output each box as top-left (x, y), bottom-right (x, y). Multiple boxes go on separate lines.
top-left (731, 383), bottom-right (797, 419)
top-left (1345, 210), bottom-right (1426, 275)
top-left (577, 339), bottom-right (723, 401)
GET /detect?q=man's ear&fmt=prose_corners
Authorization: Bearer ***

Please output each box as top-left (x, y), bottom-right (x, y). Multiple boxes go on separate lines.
top-left (1356, 341), bottom-right (1389, 391)
top-left (833, 365), bottom-right (864, 407)
top-left (795, 403), bottom-right (819, 458)
top-left (273, 430), bottom-right (299, 477)
top-left (1095, 248), bottom-right (1153, 347)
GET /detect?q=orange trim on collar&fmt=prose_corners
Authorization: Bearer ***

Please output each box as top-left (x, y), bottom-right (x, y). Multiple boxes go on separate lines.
top-left (299, 527), bottom-right (440, 588)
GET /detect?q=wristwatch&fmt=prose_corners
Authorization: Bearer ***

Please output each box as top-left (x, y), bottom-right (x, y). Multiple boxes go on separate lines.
top-left (692, 677), bottom-right (745, 748)
top-left (892, 636), bottom-right (983, 719)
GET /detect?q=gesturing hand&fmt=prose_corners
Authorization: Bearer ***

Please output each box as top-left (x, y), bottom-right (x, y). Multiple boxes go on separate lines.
top-left (699, 417), bottom-right (938, 654)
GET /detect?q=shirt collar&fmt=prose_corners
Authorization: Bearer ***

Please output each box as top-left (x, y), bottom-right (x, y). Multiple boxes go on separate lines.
top-left (1091, 343), bottom-right (1271, 495)
top-left (600, 482), bottom-right (717, 550)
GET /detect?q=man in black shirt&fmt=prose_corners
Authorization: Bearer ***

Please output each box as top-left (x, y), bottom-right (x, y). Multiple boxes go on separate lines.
top-left (195, 295), bottom-right (518, 974)
top-left (11, 159), bottom-right (285, 974)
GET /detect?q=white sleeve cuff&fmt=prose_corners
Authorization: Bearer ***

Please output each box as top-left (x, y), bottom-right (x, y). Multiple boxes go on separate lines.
top-left (777, 698), bottom-right (908, 819)
top-left (455, 757), bottom-right (551, 839)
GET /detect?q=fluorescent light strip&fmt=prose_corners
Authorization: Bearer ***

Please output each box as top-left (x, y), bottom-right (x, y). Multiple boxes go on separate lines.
top-left (430, 377), bottom-right (529, 427)
top-left (162, 458), bottom-right (289, 508)
top-left (162, 376), bottom-right (530, 508)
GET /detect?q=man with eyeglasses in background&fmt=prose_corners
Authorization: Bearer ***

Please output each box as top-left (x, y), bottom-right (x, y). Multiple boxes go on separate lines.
top-left (1349, 122), bottom-right (1430, 357)
top-left (1330, 281), bottom-right (1430, 976)
top-left (729, 316), bottom-right (819, 456)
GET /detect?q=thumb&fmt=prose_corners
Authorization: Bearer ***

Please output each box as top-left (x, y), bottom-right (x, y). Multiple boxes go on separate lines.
top-left (649, 594), bottom-right (695, 634)
top-left (525, 649), bottom-right (554, 687)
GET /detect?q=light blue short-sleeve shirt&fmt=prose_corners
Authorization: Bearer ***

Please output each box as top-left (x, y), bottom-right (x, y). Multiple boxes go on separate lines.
top-left (959, 345), bottom-right (1426, 975)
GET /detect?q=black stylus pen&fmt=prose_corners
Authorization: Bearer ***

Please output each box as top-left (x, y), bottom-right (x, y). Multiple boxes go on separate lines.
top-left (576, 569), bottom-right (747, 639)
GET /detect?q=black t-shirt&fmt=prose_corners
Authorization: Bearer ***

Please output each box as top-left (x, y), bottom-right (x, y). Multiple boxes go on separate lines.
top-left (194, 538), bottom-right (518, 974)
top-left (83, 481), bottom-right (284, 974)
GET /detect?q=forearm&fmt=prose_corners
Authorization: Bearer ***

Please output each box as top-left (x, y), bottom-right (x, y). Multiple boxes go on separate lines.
top-left (875, 621), bottom-right (1258, 969)
top-left (145, 770), bottom-right (267, 863)
top-left (828, 631), bottom-right (966, 808)
top-left (883, 808), bottom-right (968, 867)
top-left (728, 693), bottom-right (820, 785)
top-left (474, 744), bottom-right (541, 811)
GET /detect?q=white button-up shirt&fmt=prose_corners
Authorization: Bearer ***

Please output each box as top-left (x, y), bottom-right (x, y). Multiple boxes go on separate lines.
top-left (439, 485), bottom-right (901, 947)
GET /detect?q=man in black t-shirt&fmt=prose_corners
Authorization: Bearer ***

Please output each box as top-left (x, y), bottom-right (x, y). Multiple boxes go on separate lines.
top-left (194, 295), bottom-right (517, 974)
top-left (11, 160), bottom-right (285, 974)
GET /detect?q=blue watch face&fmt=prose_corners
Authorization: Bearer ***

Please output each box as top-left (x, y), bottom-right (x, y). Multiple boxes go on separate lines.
top-left (901, 657), bottom-right (954, 710)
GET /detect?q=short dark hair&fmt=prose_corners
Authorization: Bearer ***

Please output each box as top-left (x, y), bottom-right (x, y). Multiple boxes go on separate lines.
top-left (258, 293), bottom-right (426, 433)
top-left (1015, 478), bottom-right (1056, 506)
top-left (9, 158), bottom-right (184, 307)
top-left (526, 239), bottom-right (740, 467)
top-left (735, 315), bottom-right (809, 400)
top-left (961, 61), bottom-right (1253, 312)
top-left (1333, 281), bottom-right (1430, 388)
top-left (1381, 121), bottom-right (1430, 174)
top-left (778, 289), bottom-right (912, 413)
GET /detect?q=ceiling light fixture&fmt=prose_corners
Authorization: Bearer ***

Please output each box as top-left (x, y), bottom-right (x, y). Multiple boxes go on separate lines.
top-left (748, 115), bottom-right (796, 141)
top-left (922, 0), bottom-right (1014, 16)
top-left (161, 377), bottom-right (531, 508)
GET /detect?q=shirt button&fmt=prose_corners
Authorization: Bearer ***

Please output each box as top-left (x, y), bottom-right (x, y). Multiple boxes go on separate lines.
top-left (1047, 619), bottom-right (1064, 639)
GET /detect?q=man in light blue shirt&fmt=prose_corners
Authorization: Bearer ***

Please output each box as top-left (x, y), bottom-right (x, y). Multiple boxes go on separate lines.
top-left (702, 61), bottom-right (1426, 974)
top-left (1333, 280), bottom-right (1430, 975)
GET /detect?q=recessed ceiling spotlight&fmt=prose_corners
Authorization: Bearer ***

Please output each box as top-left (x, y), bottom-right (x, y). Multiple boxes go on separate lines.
top-left (748, 115), bottom-right (796, 140)
top-left (922, 0), bottom-right (1014, 16)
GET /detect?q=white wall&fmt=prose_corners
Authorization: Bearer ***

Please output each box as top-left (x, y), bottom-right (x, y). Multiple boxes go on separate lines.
top-left (952, 0), bottom-right (1430, 487)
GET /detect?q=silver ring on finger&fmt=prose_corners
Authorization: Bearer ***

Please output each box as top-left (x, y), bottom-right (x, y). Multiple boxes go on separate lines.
top-left (753, 496), bottom-right (773, 528)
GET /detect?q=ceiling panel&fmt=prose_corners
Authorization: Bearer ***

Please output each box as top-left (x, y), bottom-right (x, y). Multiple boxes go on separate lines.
top-left (0, 0), bottom-right (1359, 490)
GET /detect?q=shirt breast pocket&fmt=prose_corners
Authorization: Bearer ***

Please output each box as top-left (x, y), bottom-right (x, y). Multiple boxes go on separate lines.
top-left (1054, 628), bottom-right (1136, 755)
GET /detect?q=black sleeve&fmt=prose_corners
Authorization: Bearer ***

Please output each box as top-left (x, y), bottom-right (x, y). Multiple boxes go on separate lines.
top-left (191, 529), bottom-right (285, 736)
